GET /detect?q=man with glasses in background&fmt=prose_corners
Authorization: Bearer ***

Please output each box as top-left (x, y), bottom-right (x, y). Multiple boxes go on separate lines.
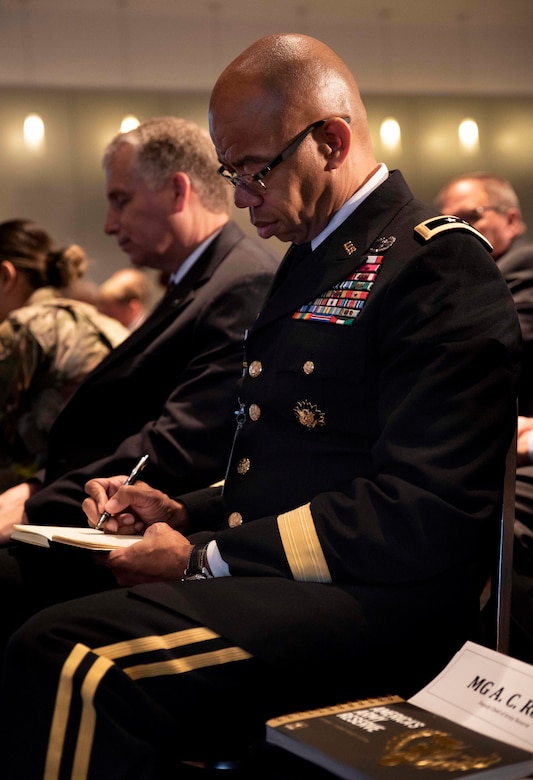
top-left (438, 172), bottom-right (533, 666)
top-left (436, 172), bottom-right (533, 415)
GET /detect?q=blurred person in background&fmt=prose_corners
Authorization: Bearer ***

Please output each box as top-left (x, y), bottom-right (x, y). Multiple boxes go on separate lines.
top-left (96, 267), bottom-right (159, 331)
top-left (0, 219), bottom-right (128, 489)
top-left (436, 172), bottom-right (533, 415)
top-left (437, 173), bottom-right (533, 663)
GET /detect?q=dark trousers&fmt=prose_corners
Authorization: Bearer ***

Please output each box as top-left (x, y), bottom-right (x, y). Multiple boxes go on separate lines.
top-left (0, 580), bottom-right (288, 780)
top-left (0, 542), bottom-right (481, 780)
top-left (0, 546), bottom-right (363, 780)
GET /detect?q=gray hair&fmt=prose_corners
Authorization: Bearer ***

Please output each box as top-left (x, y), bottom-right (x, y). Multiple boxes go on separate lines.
top-left (103, 117), bottom-right (232, 214)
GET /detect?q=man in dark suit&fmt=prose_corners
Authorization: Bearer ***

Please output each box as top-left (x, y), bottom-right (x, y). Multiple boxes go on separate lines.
top-left (435, 172), bottom-right (533, 415)
top-left (0, 116), bottom-right (278, 539)
top-left (0, 36), bottom-right (521, 779)
top-left (436, 172), bottom-right (533, 663)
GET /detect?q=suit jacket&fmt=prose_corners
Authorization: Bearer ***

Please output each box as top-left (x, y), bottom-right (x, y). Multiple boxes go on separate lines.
top-left (25, 222), bottom-right (279, 526)
top-left (496, 233), bottom-right (533, 415)
top-left (141, 171), bottom-right (521, 696)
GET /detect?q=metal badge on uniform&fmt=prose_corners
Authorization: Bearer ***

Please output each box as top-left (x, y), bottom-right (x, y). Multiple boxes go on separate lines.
top-left (369, 236), bottom-right (396, 253)
top-left (294, 400), bottom-right (326, 430)
top-left (236, 457), bottom-right (251, 475)
top-left (343, 240), bottom-right (357, 255)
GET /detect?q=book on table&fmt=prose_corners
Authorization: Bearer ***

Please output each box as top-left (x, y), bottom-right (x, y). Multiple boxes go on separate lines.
top-left (10, 524), bottom-right (141, 551)
top-left (266, 641), bottom-right (533, 780)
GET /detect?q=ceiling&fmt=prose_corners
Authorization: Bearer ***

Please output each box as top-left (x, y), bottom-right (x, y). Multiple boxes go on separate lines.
top-left (0, 0), bottom-right (531, 94)
top-left (1, 0), bottom-right (532, 24)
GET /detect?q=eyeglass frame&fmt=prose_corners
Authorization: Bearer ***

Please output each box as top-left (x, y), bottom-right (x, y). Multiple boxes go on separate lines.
top-left (217, 116), bottom-right (351, 193)
top-left (454, 205), bottom-right (508, 224)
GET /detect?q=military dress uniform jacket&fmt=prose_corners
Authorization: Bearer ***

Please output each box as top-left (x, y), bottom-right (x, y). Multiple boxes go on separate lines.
top-left (24, 222), bottom-right (279, 527)
top-left (143, 170), bottom-right (522, 695)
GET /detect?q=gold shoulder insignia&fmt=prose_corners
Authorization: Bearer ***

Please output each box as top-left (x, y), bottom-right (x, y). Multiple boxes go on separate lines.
top-left (414, 216), bottom-right (492, 252)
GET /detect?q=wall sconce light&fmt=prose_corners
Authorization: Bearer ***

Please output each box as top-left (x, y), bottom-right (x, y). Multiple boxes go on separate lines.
top-left (120, 115), bottom-right (140, 133)
top-left (458, 117), bottom-right (479, 153)
top-left (380, 117), bottom-right (402, 152)
top-left (23, 113), bottom-right (45, 149)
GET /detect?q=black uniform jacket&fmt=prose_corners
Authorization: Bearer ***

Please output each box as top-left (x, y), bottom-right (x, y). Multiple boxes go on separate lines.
top-left (132, 171), bottom-right (522, 696)
top-left (25, 222), bottom-right (279, 526)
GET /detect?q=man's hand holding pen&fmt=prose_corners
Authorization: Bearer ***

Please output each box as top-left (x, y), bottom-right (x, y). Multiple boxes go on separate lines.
top-left (82, 475), bottom-right (192, 586)
top-left (83, 476), bottom-right (190, 535)
top-left (95, 454), bottom-right (150, 529)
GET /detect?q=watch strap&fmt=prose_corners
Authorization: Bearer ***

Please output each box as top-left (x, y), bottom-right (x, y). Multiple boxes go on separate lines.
top-left (183, 543), bottom-right (213, 580)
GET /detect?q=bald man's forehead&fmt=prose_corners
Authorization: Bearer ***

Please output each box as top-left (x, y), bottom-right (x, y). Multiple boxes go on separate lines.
top-left (210, 96), bottom-right (293, 163)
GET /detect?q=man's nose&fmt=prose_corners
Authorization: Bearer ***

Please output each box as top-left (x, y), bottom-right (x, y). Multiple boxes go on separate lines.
top-left (104, 209), bottom-right (118, 234)
top-left (233, 185), bottom-right (263, 209)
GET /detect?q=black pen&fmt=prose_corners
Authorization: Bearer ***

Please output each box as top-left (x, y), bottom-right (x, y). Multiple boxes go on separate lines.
top-left (95, 454), bottom-right (150, 530)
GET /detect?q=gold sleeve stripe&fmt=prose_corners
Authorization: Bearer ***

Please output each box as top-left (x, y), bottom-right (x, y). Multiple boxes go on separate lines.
top-left (277, 503), bottom-right (331, 582)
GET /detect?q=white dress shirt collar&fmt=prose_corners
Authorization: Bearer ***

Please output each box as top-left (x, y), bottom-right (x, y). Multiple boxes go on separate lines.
top-left (168, 227), bottom-right (223, 287)
top-left (311, 163), bottom-right (389, 251)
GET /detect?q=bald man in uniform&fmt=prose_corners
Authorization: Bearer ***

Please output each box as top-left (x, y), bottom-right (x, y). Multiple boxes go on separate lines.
top-left (0, 34), bottom-right (520, 780)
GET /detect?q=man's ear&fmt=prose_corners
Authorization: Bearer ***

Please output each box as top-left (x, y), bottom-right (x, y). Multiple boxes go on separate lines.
top-left (171, 171), bottom-right (192, 212)
top-left (322, 117), bottom-right (351, 171)
top-left (0, 260), bottom-right (17, 290)
top-left (506, 207), bottom-right (522, 229)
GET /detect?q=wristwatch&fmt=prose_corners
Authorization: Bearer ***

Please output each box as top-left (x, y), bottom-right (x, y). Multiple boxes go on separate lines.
top-left (182, 543), bottom-right (213, 580)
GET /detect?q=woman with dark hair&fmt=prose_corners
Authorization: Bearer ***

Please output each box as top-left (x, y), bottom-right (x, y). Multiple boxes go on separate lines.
top-left (0, 219), bottom-right (128, 488)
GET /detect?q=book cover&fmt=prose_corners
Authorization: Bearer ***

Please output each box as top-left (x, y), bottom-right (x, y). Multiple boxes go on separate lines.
top-left (10, 524), bottom-right (141, 551)
top-left (266, 695), bottom-right (533, 780)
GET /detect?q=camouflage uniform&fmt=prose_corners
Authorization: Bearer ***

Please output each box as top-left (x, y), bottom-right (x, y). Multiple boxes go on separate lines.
top-left (0, 287), bottom-right (128, 489)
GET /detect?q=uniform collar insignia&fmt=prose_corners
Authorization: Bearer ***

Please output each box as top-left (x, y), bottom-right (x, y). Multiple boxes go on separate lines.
top-left (369, 236), bottom-right (396, 253)
top-left (343, 240), bottom-right (357, 255)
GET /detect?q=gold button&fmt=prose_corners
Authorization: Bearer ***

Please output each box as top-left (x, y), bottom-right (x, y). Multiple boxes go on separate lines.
top-left (249, 404), bottom-right (261, 421)
top-left (303, 360), bottom-right (315, 375)
top-left (248, 360), bottom-right (263, 378)
top-left (237, 457), bottom-right (251, 475)
top-left (228, 512), bottom-right (243, 527)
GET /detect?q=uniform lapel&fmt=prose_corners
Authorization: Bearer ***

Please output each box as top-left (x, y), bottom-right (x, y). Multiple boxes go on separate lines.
top-left (86, 222), bottom-right (242, 377)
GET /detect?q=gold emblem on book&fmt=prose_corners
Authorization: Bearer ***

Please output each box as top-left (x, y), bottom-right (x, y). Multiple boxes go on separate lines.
top-left (294, 400), bottom-right (326, 429)
top-left (380, 729), bottom-right (501, 772)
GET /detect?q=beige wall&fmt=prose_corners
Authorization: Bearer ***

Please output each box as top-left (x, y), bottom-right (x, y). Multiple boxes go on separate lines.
top-left (1, 88), bottom-right (532, 282)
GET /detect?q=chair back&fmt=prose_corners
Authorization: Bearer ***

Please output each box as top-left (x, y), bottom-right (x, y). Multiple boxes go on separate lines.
top-left (490, 425), bottom-right (517, 654)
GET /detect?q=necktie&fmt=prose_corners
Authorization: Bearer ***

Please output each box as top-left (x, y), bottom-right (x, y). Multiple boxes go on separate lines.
top-left (270, 242), bottom-right (311, 294)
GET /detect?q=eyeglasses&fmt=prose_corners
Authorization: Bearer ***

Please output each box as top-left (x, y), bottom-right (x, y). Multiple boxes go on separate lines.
top-left (217, 117), bottom-right (350, 194)
top-left (454, 205), bottom-right (506, 224)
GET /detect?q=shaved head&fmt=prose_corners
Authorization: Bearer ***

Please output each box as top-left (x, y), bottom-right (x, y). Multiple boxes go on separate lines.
top-left (210, 33), bottom-right (370, 146)
top-left (209, 33), bottom-right (378, 244)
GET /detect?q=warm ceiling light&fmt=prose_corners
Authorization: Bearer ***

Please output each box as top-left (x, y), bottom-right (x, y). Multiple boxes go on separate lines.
top-left (23, 113), bottom-right (45, 148)
top-left (458, 117), bottom-right (479, 152)
top-left (380, 117), bottom-right (401, 151)
top-left (120, 115), bottom-right (140, 133)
